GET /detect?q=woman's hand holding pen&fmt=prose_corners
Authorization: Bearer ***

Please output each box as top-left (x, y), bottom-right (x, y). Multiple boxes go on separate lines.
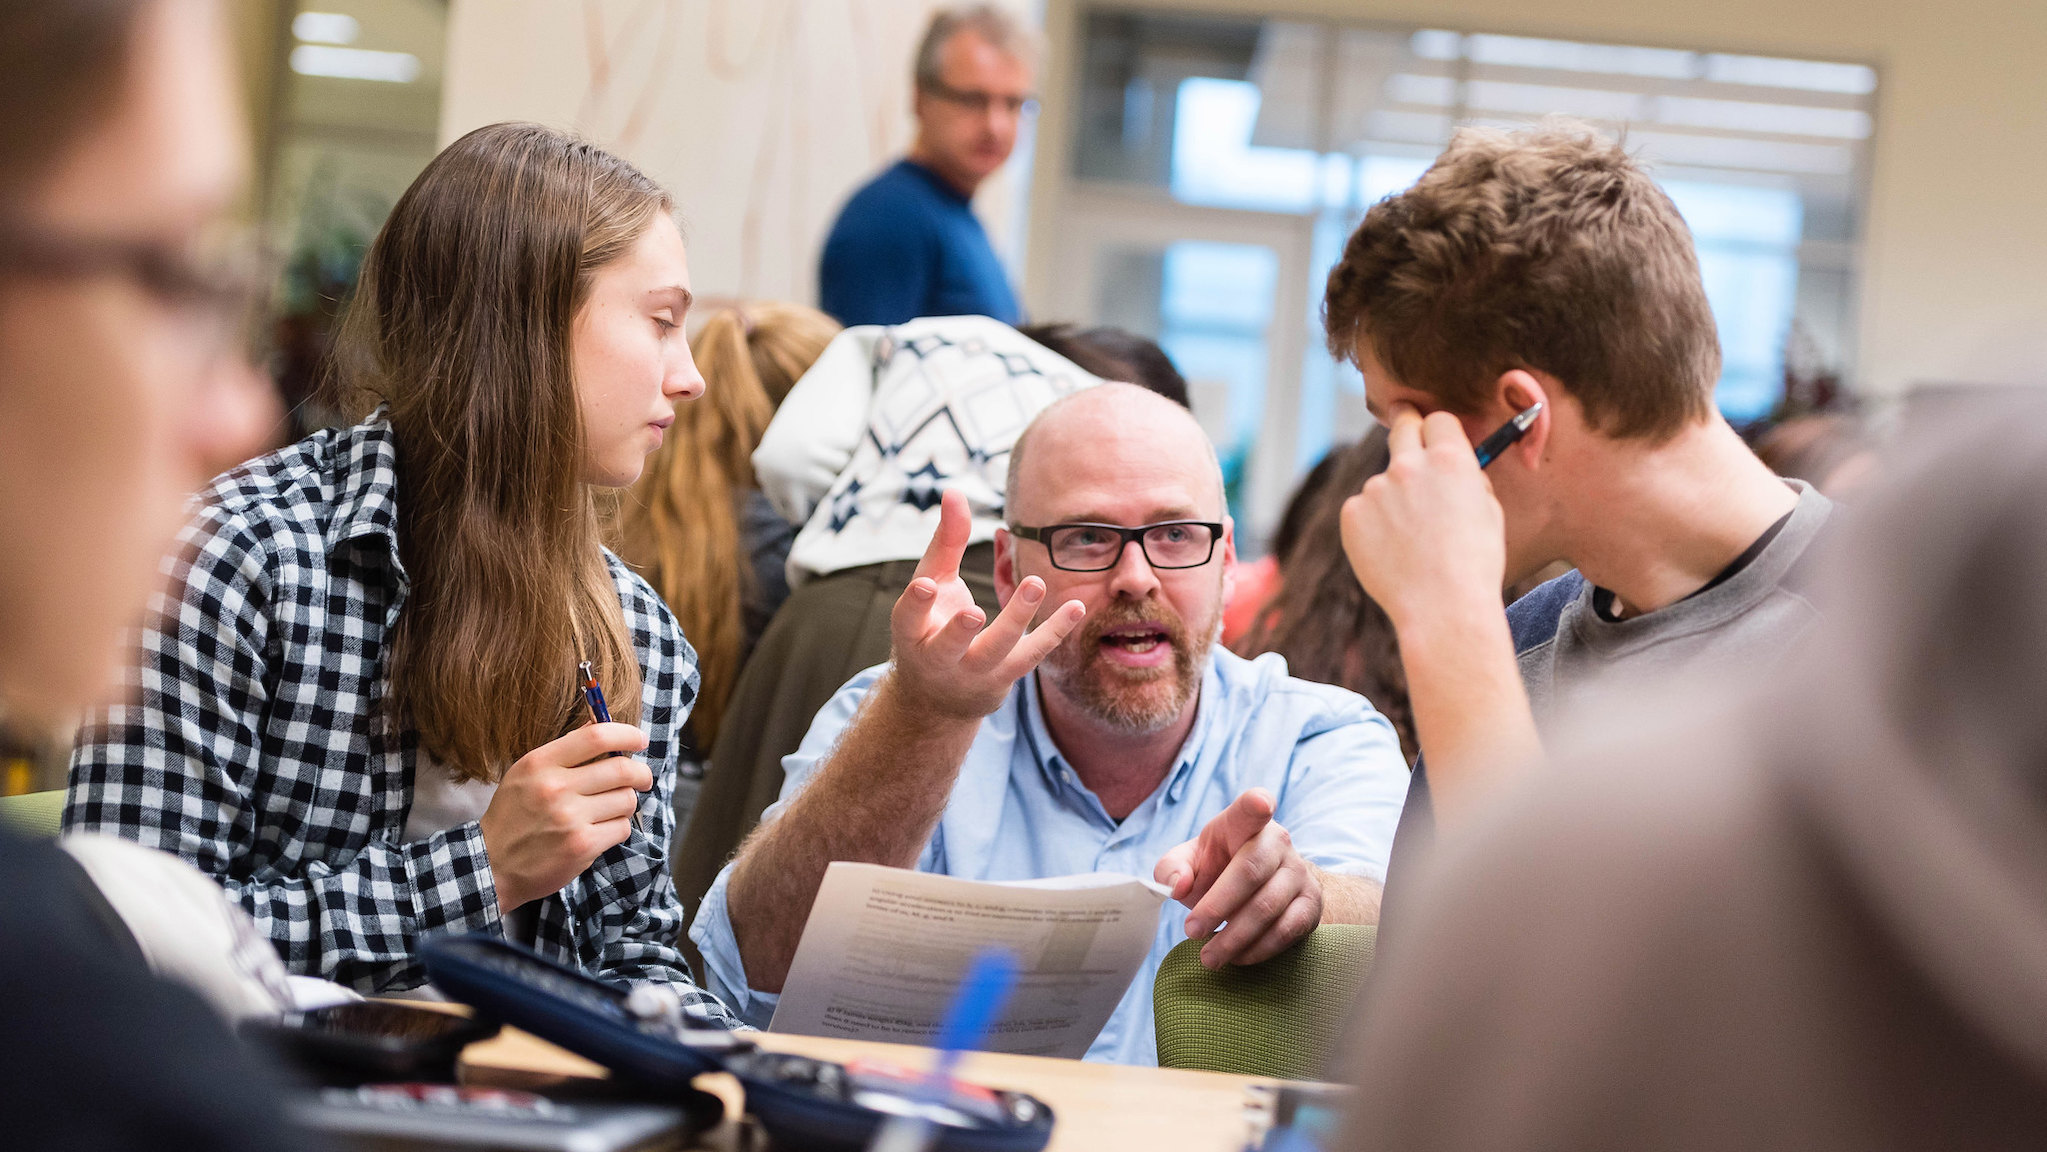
top-left (480, 722), bottom-right (653, 912)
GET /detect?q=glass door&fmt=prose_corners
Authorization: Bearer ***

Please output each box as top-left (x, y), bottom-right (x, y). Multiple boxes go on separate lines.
top-left (1041, 190), bottom-right (1315, 545)
top-left (1042, 6), bottom-right (1878, 548)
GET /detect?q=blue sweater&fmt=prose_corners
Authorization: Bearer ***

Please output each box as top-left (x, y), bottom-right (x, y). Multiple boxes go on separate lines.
top-left (818, 159), bottom-right (1021, 328)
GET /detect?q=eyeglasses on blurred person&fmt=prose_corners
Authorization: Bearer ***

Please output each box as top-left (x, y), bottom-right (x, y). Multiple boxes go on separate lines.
top-left (0, 0), bottom-right (295, 1147)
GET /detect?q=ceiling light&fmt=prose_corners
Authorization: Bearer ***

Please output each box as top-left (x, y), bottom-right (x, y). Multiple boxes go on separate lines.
top-left (291, 11), bottom-right (359, 45)
top-left (1703, 54), bottom-right (1877, 95)
top-left (290, 44), bottom-right (420, 83)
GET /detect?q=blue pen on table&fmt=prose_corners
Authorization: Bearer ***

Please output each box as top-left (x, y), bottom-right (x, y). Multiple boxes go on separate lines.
top-left (578, 660), bottom-right (645, 834)
top-left (1473, 401), bottom-right (1544, 469)
top-left (867, 948), bottom-right (1022, 1152)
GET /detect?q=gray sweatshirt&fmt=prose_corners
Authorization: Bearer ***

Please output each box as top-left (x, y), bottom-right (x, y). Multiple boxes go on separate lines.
top-left (1519, 481), bottom-right (1833, 724)
top-left (1384, 481), bottom-right (1833, 885)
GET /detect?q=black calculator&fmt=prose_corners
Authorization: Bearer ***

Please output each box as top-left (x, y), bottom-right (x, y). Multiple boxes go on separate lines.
top-left (421, 935), bottom-right (1055, 1152)
top-left (421, 933), bottom-right (749, 1089)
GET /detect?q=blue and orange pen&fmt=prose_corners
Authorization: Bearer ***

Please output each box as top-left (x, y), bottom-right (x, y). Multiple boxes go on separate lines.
top-left (578, 660), bottom-right (646, 835)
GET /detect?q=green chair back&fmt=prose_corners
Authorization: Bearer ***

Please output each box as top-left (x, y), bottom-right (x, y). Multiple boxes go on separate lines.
top-left (0, 789), bottom-right (66, 838)
top-left (1153, 923), bottom-right (1376, 1080)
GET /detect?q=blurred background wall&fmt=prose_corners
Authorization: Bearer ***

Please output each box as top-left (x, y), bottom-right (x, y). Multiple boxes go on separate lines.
top-left (3, 0), bottom-right (2032, 796)
top-left (1028, 0), bottom-right (2047, 403)
top-left (437, 0), bottom-right (1037, 311)
top-left (235, 0), bottom-right (2047, 536)
top-left (135, 0), bottom-right (2025, 559)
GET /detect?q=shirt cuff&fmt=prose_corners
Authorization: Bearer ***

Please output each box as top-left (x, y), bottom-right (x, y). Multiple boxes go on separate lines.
top-left (1307, 855), bottom-right (1385, 882)
top-left (687, 863), bottom-right (781, 1030)
top-left (402, 818), bottom-right (503, 941)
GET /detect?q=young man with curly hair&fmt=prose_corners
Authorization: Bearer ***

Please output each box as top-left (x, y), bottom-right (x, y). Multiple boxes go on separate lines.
top-left (1325, 122), bottom-right (1833, 875)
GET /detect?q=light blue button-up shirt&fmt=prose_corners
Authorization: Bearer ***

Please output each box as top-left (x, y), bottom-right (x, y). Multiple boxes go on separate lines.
top-left (690, 647), bottom-right (1409, 1064)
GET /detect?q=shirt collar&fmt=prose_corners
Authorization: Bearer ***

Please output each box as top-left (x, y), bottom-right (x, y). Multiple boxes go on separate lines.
top-left (324, 408), bottom-right (406, 577)
top-left (1018, 661), bottom-right (1219, 807)
top-left (898, 158), bottom-right (973, 206)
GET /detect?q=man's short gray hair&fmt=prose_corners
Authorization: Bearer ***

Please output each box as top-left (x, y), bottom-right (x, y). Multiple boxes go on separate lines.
top-left (913, 4), bottom-right (1039, 91)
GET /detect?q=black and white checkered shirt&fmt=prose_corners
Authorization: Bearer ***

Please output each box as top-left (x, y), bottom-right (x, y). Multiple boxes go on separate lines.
top-left (66, 415), bottom-right (739, 1025)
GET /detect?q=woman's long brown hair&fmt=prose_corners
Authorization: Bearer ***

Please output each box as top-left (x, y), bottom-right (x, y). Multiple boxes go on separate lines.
top-left (325, 122), bottom-right (666, 782)
top-left (613, 302), bottom-right (838, 749)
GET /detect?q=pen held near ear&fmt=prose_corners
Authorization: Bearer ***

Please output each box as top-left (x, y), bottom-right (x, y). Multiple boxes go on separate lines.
top-left (578, 660), bottom-right (647, 834)
top-left (1474, 401), bottom-right (1544, 469)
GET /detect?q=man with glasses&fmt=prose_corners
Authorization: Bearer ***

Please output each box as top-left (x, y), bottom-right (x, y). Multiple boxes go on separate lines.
top-left (817, 4), bottom-right (1035, 327)
top-left (692, 384), bottom-right (1408, 1064)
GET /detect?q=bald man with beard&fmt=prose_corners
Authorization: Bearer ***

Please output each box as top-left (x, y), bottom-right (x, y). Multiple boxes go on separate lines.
top-left (691, 383), bottom-right (1409, 1064)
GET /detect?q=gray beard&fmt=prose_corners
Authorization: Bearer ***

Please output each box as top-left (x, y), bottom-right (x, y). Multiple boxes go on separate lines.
top-left (1041, 612), bottom-right (1219, 736)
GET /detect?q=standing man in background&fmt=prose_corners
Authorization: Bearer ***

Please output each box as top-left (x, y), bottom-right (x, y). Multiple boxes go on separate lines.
top-left (818, 5), bottom-right (1034, 327)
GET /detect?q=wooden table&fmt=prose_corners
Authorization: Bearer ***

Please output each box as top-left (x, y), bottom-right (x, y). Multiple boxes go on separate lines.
top-left (459, 1025), bottom-right (1275, 1152)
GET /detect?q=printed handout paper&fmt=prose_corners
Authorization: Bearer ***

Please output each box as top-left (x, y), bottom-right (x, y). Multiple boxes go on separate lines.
top-left (769, 862), bottom-right (1171, 1059)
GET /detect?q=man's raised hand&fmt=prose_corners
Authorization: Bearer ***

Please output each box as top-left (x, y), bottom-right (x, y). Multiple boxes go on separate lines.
top-left (888, 489), bottom-right (1085, 721)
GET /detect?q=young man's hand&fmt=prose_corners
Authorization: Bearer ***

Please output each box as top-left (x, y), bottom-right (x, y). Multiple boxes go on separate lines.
top-left (1154, 789), bottom-right (1323, 969)
top-left (888, 488), bottom-right (1085, 721)
top-left (1340, 401), bottom-right (1546, 829)
top-left (1341, 403), bottom-right (1506, 630)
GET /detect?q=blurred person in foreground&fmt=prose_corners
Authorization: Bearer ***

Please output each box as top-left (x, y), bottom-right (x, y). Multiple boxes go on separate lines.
top-left (673, 316), bottom-right (1187, 929)
top-left (694, 384), bottom-right (1409, 1064)
top-left (817, 5), bottom-right (1035, 327)
top-left (1753, 411), bottom-right (1880, 499)
top-left (1338, 391), bottom-right (2047, 1150)
top-left (614, 302), bottom-right (841, 761)
top-left (1236, 430), bottom-right (1416, 762)
top-left (1326, 122), bottom-right (1832, 883)
top-left (0, 0), bottom-right (291, 1145)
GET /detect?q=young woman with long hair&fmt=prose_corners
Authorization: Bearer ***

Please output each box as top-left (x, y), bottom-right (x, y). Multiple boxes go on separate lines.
top-left (67, 122), bottom-right (737, 1019)
top-left (614, 302), bottom-right (838, 754)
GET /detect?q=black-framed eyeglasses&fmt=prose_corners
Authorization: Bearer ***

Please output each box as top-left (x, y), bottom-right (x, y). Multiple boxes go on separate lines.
top-left (922, 79), bottom-right (1039, 118)
top-left (0, 226), bottom-right (273, 370)
top-left (1011, 521), bottom-right (1223, 572)
top-left (0, 228), bottom-right (264, 311)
